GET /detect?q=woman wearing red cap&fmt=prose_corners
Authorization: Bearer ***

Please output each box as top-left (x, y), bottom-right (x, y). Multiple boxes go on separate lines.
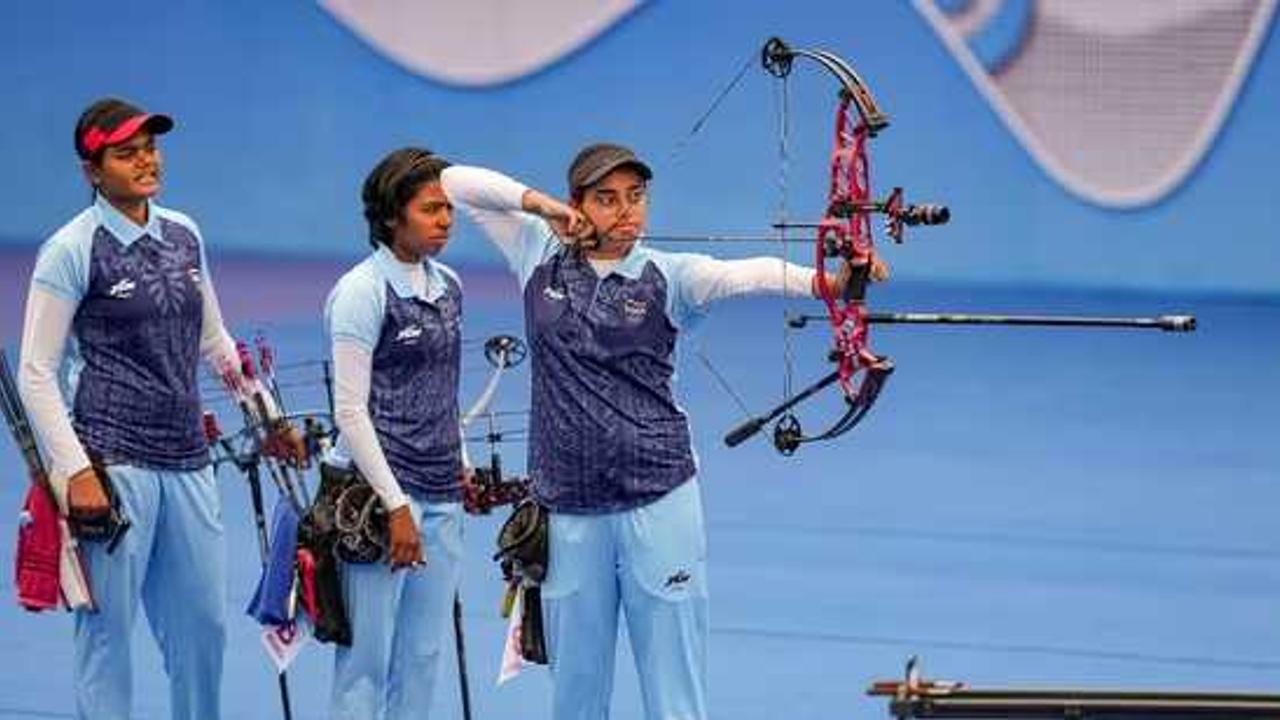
top-left (17, 97), bottom-right (303, 719)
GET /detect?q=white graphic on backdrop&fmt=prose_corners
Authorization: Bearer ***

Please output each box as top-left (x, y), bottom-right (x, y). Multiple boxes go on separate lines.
top-left (318, 0), bottom-right (641, 86)
top-left (915, 0), bottom-right (1277, 208)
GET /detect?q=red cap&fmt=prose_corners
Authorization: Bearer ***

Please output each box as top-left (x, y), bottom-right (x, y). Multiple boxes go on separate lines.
top-left (75, 98), bottom-right (174, 159)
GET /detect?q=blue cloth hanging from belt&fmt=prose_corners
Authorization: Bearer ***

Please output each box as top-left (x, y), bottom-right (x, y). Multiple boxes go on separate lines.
top-left (246, 495), bottom-right (300, 626)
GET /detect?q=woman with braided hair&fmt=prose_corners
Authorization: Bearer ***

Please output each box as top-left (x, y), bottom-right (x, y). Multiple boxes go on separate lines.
top-left (322, 146), bottom-right (576, 717)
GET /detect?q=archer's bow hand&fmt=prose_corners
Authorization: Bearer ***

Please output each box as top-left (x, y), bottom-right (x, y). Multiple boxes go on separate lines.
top-left (264, 421), bottom-right (311, 469)
top-left (814, 255), bottom-right (892, 298)
top-left (869, 255), bottom-right (890, 283)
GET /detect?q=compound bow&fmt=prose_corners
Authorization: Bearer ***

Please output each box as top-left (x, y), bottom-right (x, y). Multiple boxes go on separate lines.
top-left (665, 37), bottom-right (1195, 456)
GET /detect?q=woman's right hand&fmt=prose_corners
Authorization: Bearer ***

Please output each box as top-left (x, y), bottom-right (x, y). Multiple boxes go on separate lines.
top-left (549, 207), bottom-right (595, 247)
top-left (386, 505), bottom-right (424, 570)
top-left (524, 189), bottom-right (596, 247)
top-left (66, 466), bottom-right (110, 519)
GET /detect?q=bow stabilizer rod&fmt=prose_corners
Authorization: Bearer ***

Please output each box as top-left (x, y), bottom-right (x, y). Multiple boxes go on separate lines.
top-left (788, 312), bottom-right (1198, 332)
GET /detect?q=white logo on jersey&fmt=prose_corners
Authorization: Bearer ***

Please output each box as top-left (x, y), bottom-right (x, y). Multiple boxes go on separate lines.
top-left (108, 278), bottom-right (136, 299)
top-left (622, 297), bottom-right (648, 322)
top-left (542, 285), bottom-right (567, 302)
top-left (396, 324), bottom-right (423, 343)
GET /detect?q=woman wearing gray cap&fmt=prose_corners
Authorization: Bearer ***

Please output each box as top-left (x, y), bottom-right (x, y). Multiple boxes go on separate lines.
top-left (16, 97), bottom-right (304, 719)
top-left (443, 143), bottom-right (884, 720)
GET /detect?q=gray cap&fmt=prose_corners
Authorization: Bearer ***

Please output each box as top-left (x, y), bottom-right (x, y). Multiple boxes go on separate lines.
top-left (567, 143), bottom-right (653, 195)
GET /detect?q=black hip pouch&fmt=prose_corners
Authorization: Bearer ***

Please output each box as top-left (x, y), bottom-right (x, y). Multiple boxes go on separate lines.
top-left (494, 498), bottom-right (550, 664)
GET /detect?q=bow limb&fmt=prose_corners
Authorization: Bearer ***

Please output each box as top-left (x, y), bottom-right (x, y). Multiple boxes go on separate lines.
top-left (762, 37), bottom-right (889, 134)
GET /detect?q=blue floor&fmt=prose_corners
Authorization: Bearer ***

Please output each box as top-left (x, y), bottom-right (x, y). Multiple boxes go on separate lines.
top-left (0, 259), bottom-right (1277, 719)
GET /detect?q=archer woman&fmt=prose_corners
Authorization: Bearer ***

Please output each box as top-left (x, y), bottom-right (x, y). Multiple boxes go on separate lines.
top-left (443, 143), bottom-right (886, 720)
top-left (18, 97), bottom-right (304, 720)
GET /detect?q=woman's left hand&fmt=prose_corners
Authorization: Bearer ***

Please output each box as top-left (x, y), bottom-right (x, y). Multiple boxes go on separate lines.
top-left (868, 254), bottom-right (890, 283)
top-left (814, 254), bottom-right (891, 298)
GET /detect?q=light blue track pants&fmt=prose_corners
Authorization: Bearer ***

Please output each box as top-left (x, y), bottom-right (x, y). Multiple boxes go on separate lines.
top-left (75, 464), bottom-right (226, 720)
top-left (542, 478), bottom-right (709, 720)
top-left (331, 499), bottom-right (463, 720)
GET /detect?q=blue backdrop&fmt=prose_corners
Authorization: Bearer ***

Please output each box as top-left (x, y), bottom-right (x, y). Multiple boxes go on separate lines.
top-left (0, 0), bottom-right (1276, 295)
top-left (1, 4), bottom-right (1279, 719)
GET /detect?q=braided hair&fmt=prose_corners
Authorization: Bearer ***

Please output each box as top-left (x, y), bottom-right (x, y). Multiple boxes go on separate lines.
top-left (361, 147), bottom-right (451, 249)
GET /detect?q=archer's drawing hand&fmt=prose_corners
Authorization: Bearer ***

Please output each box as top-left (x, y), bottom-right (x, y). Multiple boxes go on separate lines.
top-left (525, 189), bottom-right (597, 248)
